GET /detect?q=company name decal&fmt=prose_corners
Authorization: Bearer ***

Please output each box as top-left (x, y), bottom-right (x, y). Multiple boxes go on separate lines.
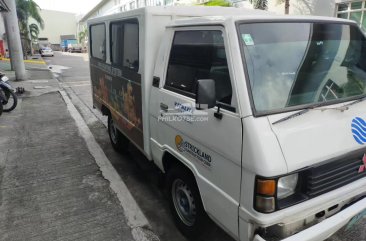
top-left (351, 117), bottom-right (366, 145)
top-left (175, 135), bottom-right (212, 168)
top-left (174, 102), bottom-right (193, 114)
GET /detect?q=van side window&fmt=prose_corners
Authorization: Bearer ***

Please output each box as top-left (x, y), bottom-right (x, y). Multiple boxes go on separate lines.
top-left (90, 24), bottom-right (106, 60)
top-left (110, 19), bottom-right (139, 71)
top-left (165, 30), bottom-right (233, 106)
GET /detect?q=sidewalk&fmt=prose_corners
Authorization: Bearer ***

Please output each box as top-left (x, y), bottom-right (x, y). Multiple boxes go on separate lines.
top-left (0, 55), bottom-right (51, 81)
top-left (0, 75), bottom-right (138, 240)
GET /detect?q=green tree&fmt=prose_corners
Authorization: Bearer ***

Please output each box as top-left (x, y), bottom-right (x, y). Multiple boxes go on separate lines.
top-left (201, 0), bottom-right (231, 7)
top-left (16, 0), bottom-right (44, 56)
top-left (29, 23), bottom-right (39, 40)
top-left (78, 28), bottom-right (88, 46)
top-left (249, 0), bottom-right (268, 10)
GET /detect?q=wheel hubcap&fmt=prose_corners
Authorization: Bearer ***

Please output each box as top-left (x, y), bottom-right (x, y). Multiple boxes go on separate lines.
top-left (172, 179), bottom-right (196, 226)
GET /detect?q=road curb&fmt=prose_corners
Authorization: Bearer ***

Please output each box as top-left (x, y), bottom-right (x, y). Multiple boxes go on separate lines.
top-left (59, 90), bottom-right (160, 241)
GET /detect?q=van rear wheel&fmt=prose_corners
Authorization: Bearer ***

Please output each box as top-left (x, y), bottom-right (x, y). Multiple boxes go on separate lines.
top-left (167, 167), bottom-right (208, 238)
top-left (108, 115), bottom-right (129, 153)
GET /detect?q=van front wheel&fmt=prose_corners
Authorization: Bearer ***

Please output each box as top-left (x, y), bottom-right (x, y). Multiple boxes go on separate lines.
top-left (108, 115), bottom-right (129, 153)
top-left (167, 167), bottom-right (207, 238)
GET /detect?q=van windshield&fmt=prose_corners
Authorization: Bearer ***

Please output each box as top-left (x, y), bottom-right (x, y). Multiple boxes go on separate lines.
top-left (238, 22), bottom-right (366, 114)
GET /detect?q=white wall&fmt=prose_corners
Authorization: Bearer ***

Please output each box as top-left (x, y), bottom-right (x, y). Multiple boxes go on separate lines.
top-left (31, 9), bottom-right (77, 44)
top-left (89, 0), bottom-right (115, 19)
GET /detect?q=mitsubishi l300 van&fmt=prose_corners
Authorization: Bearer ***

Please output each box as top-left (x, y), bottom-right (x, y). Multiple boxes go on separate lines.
top-left (88, 6), bottom-right (366, 241)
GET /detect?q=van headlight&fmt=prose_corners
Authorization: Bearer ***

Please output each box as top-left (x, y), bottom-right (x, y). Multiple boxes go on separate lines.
top-left (277, 173), bottom-right (298, 200)
top-left (255, 173), bottom-right (303, 213)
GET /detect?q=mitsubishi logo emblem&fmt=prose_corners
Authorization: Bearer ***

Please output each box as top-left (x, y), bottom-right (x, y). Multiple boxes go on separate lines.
top-left (359, 154), bottom-right (366, 173)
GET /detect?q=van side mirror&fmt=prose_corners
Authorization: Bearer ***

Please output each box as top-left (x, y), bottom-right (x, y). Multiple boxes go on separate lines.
top-left (195, 79), bottom-right (216, 110)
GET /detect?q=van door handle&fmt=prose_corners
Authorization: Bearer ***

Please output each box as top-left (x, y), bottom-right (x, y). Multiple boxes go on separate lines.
top-left (160, 103), bottom-right (168, 111)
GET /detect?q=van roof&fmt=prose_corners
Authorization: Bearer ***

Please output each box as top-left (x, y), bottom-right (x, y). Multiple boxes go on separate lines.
top-left (168, 14), bottom-right (356, 27)
top-left (87, 6), bottom-right (355, 27)
top-left (87, 6), bottom-right (271, 24)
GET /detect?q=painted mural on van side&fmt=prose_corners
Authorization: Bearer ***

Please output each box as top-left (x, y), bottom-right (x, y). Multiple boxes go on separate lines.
top-left (90, 58), bottom-right (143, 149)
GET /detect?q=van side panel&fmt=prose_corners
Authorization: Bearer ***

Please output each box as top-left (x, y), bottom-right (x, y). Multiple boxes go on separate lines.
top-left (90, 19), bottom-right (144, 150)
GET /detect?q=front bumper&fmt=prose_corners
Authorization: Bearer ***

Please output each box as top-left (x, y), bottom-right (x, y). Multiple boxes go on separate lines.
top-left (253, 197), bottom-right (366, 241)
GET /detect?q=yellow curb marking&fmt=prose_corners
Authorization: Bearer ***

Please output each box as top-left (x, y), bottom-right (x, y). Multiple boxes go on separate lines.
top-left (0, 58), bottom-right (46, 64)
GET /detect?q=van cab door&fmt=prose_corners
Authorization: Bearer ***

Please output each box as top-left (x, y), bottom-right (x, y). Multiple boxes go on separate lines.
top-left (150, 26), bottom-right (243, 237)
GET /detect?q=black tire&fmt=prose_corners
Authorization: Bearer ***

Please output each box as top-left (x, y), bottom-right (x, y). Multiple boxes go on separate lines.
top-left (2, 89), bottom-right (17, 112)
top-left (0, 101), bottom-right (3, 116)
top-left (107, 114), bottom-right (129, 153)
top-left (167, 166), bottom-right (208, 239)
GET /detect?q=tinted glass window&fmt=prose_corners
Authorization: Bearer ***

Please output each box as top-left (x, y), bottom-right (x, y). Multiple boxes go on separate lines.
top-left (110, 19), bottom-right (139, 71)
top-left (238, 22), bottom-right (366, 113)
top-left (90, 24), bottom-right (106, 60)
top-left (165, 30), bottom-right (232, 105)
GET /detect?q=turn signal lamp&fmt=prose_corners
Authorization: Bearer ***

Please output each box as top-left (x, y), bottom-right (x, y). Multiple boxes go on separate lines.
top-left (255, 179), bottom-right (276, 213)
top-left (256, 179), bottom-right (276, 196)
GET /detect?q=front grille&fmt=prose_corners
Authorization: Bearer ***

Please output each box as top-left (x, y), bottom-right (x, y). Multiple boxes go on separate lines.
top-left (305, 152), bottom-right (366, 198)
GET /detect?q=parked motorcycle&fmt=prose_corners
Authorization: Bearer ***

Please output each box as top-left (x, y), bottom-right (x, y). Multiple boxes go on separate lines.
top-left (0, 73), bottom-right (17, 112)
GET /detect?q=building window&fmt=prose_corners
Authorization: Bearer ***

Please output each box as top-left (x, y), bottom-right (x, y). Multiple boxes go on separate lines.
top-left (336, 1), bottom-right (366, 30)
top-left (90, 24), bottom-right (106, 60)
top-left (110, 19), bottom-right (139, 71)
top-left (130, 1), bottom-right (136, 9)
top-left (164, 0), bottom-right (173, 5)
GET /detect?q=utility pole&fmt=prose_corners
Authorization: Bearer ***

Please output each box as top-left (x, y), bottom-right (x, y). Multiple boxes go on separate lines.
top-left (2, 15), bottom-right (13, 70)
top-left (2, 0), bottom-right (26, 80)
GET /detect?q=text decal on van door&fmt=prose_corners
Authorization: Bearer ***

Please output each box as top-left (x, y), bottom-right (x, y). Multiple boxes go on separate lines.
top-left (175, 135), bottom-right (212, 168)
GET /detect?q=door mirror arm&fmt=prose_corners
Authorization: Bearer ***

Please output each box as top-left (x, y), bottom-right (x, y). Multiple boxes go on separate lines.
top-left (214, 103), bottom-right (223, 120)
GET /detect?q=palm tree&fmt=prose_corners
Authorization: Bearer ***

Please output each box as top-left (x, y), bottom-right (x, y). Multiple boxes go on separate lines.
top-left (249, 0), bottom-right (268, 10)
top-left (277, 0), bottom-right (290, 14)
top-left (16, 0), bottom-right (44, 57)
top-left (29, 23), bottom-right (39, 41)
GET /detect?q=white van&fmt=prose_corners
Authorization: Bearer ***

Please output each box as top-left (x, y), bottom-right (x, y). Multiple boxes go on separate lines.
top-left (88, 6), bottom-right (366, 241)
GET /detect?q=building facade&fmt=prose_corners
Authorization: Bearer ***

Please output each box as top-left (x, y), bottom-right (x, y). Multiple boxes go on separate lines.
top-left (0, 9), bottom-right (77, 52)
top-left (335, 0), bottom-right (366, 29)
top-left (76, 0), bottom-right (366, 48)
top-left (235, 0), bottom-right (366, 30)
top-left (35, 9), bottom-right (77, 49)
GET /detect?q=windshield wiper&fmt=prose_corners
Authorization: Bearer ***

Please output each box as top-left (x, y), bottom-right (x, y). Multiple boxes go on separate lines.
top-left (272, 96), bottom-right (366, 125)
top-left (342, 96), bottom-right (366, 108)
top-left (272, 104), bottom-right (323, 125)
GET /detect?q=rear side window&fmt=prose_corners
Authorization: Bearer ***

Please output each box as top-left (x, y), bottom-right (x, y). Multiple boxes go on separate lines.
top-left (110, 19), bottom-right (139, 71)
top-left (90, 24), bottom-right (106, 60)
top-left (165, 30), bottom-right (233, 105)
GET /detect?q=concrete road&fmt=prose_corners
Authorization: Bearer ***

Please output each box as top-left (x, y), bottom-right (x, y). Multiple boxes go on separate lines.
top-left (42, 51), bottom-right (365, 241)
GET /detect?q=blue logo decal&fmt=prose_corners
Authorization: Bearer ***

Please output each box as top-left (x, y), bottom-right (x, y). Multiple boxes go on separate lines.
top-left (351, 117), bottom-right (366, 144)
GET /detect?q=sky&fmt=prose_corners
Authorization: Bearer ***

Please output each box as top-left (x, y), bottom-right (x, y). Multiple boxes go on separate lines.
top-left (34, 0), bottom-right (102, 15)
